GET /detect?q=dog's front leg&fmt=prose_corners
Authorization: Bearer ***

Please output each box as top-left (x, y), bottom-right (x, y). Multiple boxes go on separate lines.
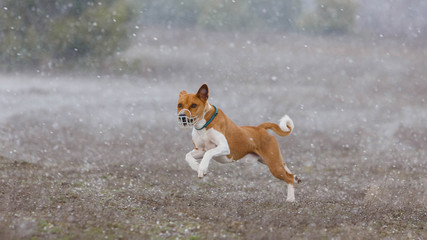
top-left (185, 149), bottom-right (205, 172)
top-left (198, 132), bottom-right (230, 178)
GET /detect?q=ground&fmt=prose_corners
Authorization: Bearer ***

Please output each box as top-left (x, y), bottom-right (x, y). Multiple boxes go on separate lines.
top-left (0, 28), bottom-right (426, 239)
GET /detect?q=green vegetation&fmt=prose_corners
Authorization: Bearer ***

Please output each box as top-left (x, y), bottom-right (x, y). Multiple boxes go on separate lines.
top-left (0, 0), bottom-right (137, 71)
top-left (0, 0), bottom-right (361, 72)
top-left (298, 0), bottom-right (358, 34)
top-left (250, 0), bottom-right (301, 31)
top-left (197, 0), bottom-right (259, 31)
top-left (140, 0), bottom-right (301, 31)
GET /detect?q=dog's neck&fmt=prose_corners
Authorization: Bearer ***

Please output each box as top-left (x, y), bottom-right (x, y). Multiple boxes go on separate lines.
top-left (194, 102), bottom-right (213, 130)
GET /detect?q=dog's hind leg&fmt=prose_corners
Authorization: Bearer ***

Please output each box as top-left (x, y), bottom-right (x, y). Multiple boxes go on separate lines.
top-left (256, 136), bottom-right (297, 202)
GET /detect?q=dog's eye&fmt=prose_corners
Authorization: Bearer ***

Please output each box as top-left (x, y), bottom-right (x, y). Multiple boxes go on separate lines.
top-left (178, 103), bottom-right (183, 108)
top-left (191, 104), bottom-right (197, 108)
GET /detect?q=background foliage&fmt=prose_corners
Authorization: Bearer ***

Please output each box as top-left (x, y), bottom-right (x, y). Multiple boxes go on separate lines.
top-left (0, 0), bottom-right (136, 71)
top-left (0, 0), bottom-right (361, 72)
top-left (298, 0), bottom-right (358, 34)
top-left (140, 0), bottom-right (302, 31)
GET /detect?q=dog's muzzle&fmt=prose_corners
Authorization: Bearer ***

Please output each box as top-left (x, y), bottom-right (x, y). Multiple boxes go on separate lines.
top-left (177, 109), bottom-right (198, 128)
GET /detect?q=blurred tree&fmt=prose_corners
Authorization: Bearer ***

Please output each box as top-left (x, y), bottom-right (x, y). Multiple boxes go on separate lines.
top-left (140, 0), bottom-right (201, 28)
top-left (139, 0), bottom-right (301, 32)
top-left (0, 0), bottom-right (136, 71)
top-left (250, 0), bottom-right (301, 31)
top-left (197, 0), bottom-right (260, 31)
top-left (356, 0), bottom-right (427, 41)
top-left (298, 0), bottom-right (358, 34)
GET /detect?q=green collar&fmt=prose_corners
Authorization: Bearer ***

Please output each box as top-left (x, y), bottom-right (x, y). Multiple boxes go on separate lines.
top-left (195, 105), bottom-right (217, 130)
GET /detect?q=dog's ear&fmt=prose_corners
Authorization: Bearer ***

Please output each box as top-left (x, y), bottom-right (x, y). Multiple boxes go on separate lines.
top-left (197, 84), bottom-right (209, 101)
top-left (179, 90), bottom-right (187, 97)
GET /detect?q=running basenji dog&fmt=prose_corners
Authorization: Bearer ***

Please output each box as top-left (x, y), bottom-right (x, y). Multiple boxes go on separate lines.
top-left (177, 84), bottom-right (300, 202)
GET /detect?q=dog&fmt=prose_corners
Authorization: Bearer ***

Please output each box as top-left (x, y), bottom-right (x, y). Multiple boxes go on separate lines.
top-left (177, 84), bottom-right (300, 202)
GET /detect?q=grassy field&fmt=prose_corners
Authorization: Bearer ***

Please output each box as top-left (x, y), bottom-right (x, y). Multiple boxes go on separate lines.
top-left (0, 28), bottom-right (426, 239)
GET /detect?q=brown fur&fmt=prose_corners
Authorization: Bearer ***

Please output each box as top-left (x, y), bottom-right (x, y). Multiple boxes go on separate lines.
top-left (177, 85), bottom-right (209, 119)
top-left (258, 122), bottom-right (293, 137)
top-left (205, 110), bottom-right (295, 185)
top-left (178, 84), bottom-right (297, 185)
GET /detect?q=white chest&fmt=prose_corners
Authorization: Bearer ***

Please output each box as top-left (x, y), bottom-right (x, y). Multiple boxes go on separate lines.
top-left (192, 128), bottom-right (218, 151)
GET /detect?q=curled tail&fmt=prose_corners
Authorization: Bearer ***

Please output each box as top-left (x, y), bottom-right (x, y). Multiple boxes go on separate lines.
top-left (258, 115), bottom-right (294, 137)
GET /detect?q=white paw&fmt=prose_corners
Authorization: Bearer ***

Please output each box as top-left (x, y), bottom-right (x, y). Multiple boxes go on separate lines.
top-left (197, 166), bottom-right (208, 178)
top-left (286, 184), bottom-right (296, 202)
top-left (286, 196), bottom-right (296, 202)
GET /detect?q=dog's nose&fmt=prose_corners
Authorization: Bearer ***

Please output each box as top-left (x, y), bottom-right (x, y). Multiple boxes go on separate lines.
top-left (179, 113), bottom-right (187, 124)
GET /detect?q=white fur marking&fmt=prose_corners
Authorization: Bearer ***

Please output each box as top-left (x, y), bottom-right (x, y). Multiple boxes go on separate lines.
top-left (284, 164), bottom-right (297, 202)
top-left (286, 184), bottom-right (295, 202)
top-left (193, 103), bottom-right (212, 130)
top-left (194, 118), bottom-right (207, 130)
top-left (193, 128), bottom-right (230, 178)
top-left (242, 153), bottom-right (260, 163)
top-left (185, 149), bottom-right (205, 172)
top-left (284, 164), bottom-right (292, 174)
top-left (279, 115), bottom-right (294, 133)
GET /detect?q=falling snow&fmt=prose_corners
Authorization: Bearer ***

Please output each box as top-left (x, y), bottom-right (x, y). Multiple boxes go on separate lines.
top-left (1, 0), bottom-right (427, 239)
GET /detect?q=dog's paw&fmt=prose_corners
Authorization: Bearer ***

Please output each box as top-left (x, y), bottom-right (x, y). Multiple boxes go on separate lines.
top-left (197, 166), bottom-right (208, 178)
top-left (286, 184), bottom-right (296, 202)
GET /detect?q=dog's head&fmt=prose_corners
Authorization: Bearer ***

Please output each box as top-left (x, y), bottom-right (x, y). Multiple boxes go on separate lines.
top-left (177, 84), bottom-right (209, 128)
